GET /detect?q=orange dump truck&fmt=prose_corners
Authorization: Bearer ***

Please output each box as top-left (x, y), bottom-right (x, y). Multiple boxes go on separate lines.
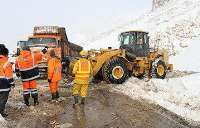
top-left (22, 26), bottom-right (83, 77)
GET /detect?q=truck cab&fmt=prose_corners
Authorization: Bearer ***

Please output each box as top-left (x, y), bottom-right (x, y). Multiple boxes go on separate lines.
top-left (22, 26), bottom-right (82, 77)
top-left (28, 35), bottom-right (62, 59)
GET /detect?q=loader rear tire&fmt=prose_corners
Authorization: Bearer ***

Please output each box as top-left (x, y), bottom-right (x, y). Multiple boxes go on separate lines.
top-left (102, 58), bottom-right (129, 84)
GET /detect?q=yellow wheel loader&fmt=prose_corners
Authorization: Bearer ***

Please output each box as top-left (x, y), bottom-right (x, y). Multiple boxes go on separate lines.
top-left (73, 31), bottom-right (173, 84)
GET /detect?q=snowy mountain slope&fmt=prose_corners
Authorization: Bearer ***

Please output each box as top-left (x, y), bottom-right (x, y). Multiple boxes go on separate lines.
top-left (84, 0), bottom-right (200, 56)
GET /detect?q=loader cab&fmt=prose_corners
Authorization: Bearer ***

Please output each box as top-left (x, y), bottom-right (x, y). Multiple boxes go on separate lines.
top-left (119, 31), bottom-right (150, 58)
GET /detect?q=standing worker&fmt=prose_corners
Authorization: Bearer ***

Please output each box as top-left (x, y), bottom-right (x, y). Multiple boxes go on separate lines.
top-left (15, 46), bottom-right (46, 106)
top-left (48, 50), bottom-right (62, 100)
top-left (0, 44), bottom-right (14, 117)
top-left (72, 50), bottom-right (93, 108)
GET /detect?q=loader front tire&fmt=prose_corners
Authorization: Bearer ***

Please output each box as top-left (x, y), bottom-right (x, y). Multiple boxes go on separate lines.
top-left (154, 60), bottom-right (167, 79)
top-left (102, 58), bottom-right (129, 84)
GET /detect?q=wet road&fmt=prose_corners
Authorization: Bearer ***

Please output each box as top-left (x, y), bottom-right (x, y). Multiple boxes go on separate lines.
top-left (48, 87), bottom-right (191, 128)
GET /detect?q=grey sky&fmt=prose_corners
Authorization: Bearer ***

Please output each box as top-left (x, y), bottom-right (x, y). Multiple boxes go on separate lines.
top-left (0, 0), bottom-right (152, 51)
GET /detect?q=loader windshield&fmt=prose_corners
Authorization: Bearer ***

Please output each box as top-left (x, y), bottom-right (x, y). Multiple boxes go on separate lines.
top-left (119, 33), bottom-right (136, 45)
top-left (27, 37), bottom-right (57, 46)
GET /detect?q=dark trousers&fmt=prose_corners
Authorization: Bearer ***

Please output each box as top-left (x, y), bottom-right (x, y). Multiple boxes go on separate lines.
top-left (0, 91), bottom-right (9, 113)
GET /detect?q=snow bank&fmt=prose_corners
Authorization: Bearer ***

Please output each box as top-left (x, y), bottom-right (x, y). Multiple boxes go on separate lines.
top-left (115, 74), bottom-right (200, 123)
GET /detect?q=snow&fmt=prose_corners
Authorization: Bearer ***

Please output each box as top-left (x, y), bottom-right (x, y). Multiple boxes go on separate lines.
top-left (171, 38), bottom-right (200, 72)
top-left (115, 73), bottom-right (200, 123)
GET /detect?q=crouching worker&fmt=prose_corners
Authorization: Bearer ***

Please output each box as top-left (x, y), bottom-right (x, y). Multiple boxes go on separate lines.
top-left (72, 50), bottom-right (93, 108)
top-left (0, 44), bottom-right (14, 117)
top-left (48, 50), bottom-right (62, 100)
top-left (15, 46), bottom-right (44, 106)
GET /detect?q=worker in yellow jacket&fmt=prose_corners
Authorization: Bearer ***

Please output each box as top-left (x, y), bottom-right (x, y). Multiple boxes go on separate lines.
top-left (72, 50), bottom-right (93, 108)
top-left (48, 50), bottom-right (62, 100)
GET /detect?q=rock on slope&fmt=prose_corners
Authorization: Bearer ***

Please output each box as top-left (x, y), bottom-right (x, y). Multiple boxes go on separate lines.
top-left (152, 0), bottom-right (172, 10)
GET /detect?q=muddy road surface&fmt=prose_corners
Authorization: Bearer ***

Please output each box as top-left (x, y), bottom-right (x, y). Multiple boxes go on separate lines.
top-left (4, 81), bottom-right (196, 128)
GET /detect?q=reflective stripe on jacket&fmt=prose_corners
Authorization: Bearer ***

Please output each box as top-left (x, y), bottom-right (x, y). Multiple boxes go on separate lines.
top-left (16, 50), bottom-right (42, 82)
top-left (48, 57), bottom-right (62, 82)
top-left (0, 55), bottom-right (13, 92)
top-left (72, 58), bottom-right (92, 84)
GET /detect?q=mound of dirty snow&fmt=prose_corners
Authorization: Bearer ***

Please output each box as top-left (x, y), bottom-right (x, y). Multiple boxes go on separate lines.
top-left (115, 74), bottom-right (200, 124)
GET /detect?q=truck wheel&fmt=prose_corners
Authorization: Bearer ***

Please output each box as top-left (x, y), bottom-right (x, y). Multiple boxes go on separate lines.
top-left (153, 60), bottom-right (167, 79)
top-left (102, 58), bottom-right (129, 84)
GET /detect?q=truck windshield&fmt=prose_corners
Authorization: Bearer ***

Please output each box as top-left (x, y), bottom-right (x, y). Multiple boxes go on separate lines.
top-left (28, 38), bottom-right (57, 46)
top-left (17, 41), bottom-right (27, 47)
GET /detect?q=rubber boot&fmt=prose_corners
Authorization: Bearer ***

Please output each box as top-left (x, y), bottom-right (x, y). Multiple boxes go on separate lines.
top-left (55, 91), bottom-right (59, 99)
top-left (0, 91), bottom-right (9, 117)
top-left (23, 94), bottom-right (30, 106)
top-left (32, 93), bottom-right (39, 106)
top-left (51, 93), bottom-right (57, 100)
top-left (80, 97), bottom-right (85, 105)
top-left (73, 96), bottom-right (79, 109)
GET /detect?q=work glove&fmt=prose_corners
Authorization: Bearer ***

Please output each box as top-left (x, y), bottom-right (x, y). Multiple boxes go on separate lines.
top-left (42, 47), bottom-right (48, 54)
top-left (48, 79), bottom-right (51, 83)
top-left (11, 84), bottom-right (15, 89)
top-left (15, 68), bottom-right (19, 73)
top-left (16, 72), bottom-right (20, 78)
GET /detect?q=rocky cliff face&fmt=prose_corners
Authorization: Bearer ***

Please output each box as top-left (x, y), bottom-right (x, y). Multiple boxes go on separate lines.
top-left (152, 0), bottom-right (171, 10)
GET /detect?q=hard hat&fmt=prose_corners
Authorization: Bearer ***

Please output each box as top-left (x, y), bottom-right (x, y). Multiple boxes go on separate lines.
top-left (50, 49), bottom-right (56, 57)
top-left (80, 50), bottom-right (88, 56)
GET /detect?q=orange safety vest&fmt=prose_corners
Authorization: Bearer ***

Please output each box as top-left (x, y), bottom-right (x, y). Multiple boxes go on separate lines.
top-left (16, 50), bottom-right (42, 82)
top-left (73, 58), bottom-right (92, 81)
top-left (0, 55), bottom-right (13, 92)
top-left (48, 57), bottom-right (62, 82)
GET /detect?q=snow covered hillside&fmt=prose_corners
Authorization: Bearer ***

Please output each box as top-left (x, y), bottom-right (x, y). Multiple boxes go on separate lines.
top-left (85, 0), bottom-right (200, 57)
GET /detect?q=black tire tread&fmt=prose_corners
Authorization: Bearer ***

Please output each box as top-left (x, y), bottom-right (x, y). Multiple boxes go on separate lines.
top-left (102, 58), bottom-right (129, 84)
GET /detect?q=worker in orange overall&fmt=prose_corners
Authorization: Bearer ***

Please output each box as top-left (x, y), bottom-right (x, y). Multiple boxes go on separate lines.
top-left (48, 50), bottom-right (62, 100)
top-left (15, 46), bottom-right (45, 106)
top-left (0, 44), bottom-right (14, 117)
top-left (72, 50), bottom-right (93, 108)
